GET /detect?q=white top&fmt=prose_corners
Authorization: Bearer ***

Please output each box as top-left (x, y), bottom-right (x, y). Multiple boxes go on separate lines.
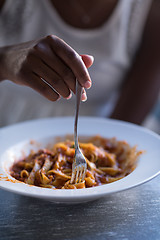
top-left (0, 0), bottom-right (152, 126)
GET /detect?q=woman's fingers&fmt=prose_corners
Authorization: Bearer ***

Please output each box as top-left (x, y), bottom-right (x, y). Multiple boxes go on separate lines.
top-left (81, 88), bottom-right (87, 101)
top-left (80, 54), bottom-right (94, 68)
top-left (16, 35), bottom-right (93, 101)
top-left (47, 35), bottom-right (92, 89)
top-left (27, 54), bottom-right (71, 99)
top-left (32, 43), bottom-right (77, 94)
top-left (24, 72), bottom-right (60, 101)
top-left (32, 37), bottom-right (93, 100)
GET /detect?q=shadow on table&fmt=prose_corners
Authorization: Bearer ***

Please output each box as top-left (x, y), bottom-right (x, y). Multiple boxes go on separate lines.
top-left (5, 188), bottom-right (147, 240)
top-left (1, 176), bottom-right (160, 240)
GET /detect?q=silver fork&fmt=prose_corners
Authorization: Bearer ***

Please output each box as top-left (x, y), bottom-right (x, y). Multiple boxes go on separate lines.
top-left (70, 81), bottom-right (87, 184)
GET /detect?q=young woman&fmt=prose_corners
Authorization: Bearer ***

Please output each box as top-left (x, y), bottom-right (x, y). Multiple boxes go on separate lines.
top-left (0, 0), bottom-right (159, 132)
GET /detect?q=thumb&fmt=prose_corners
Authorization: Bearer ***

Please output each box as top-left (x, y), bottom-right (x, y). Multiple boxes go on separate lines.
top-left (80, 54), bottom-right (94, 68)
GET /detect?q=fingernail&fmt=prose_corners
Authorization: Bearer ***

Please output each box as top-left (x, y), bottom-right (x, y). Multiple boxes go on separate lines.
top-left (81, 92), bottom-right (87, 102)
top-left (87, 55), bottom-right (94, 62)
top-left (84, 81), bottom-right (92, 89)
top-left (66, 92), bottom-right (72, 100)
top-left (57, 95), bottom-right (61, 101)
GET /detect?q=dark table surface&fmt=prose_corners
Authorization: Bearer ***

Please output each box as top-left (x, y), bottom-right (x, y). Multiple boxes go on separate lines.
top-left (0, 173), bottom-right (160, 240)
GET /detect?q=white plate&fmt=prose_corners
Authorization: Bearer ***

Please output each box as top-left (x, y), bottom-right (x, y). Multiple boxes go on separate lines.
top-left (0, 117), bottom-right (160, 203)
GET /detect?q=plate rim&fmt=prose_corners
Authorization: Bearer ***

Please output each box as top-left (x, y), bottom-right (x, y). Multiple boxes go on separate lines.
top-left (0, 116), bottom-right (160, 202)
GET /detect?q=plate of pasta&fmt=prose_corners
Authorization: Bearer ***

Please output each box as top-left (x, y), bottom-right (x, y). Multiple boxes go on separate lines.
top-left (0, 117), bottom-right (160, 203)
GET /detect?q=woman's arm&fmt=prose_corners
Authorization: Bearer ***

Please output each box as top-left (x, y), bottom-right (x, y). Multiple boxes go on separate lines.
top-left (0, 36), bottom-right (93, 101)
top-left (0, 0), bottom-right (93, 101)
top-left (111, 0), bottom-right (160, 125)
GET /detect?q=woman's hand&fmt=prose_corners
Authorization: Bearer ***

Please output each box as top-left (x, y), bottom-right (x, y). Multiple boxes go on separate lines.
top-left (0, 35), bottom-right (94, 101)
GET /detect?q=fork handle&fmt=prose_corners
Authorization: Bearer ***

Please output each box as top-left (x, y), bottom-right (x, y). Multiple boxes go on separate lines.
top-left (74, 80), bottom-right (82, 149)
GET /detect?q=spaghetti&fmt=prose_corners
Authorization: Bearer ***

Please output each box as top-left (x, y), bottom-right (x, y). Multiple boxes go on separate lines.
top-left (10, 135), bottom-right (143, 189)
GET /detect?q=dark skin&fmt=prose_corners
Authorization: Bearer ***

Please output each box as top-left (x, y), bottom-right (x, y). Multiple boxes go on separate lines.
top-left (111, 0), bottom-right (160, 124)
top-left (0, 0), bottom-right (160, 124)
top-left (0, 38), bottom-right (93, 101)
top-left (50, 0), bottom-right (118, 29)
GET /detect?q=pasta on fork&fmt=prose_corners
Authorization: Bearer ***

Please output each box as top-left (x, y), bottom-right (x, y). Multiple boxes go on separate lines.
top-left (10, 135), bottom-right (143, 189)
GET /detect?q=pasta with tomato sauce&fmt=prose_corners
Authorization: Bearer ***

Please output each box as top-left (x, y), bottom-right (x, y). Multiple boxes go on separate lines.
top-left (10, 135), bottom-right (143, 189)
